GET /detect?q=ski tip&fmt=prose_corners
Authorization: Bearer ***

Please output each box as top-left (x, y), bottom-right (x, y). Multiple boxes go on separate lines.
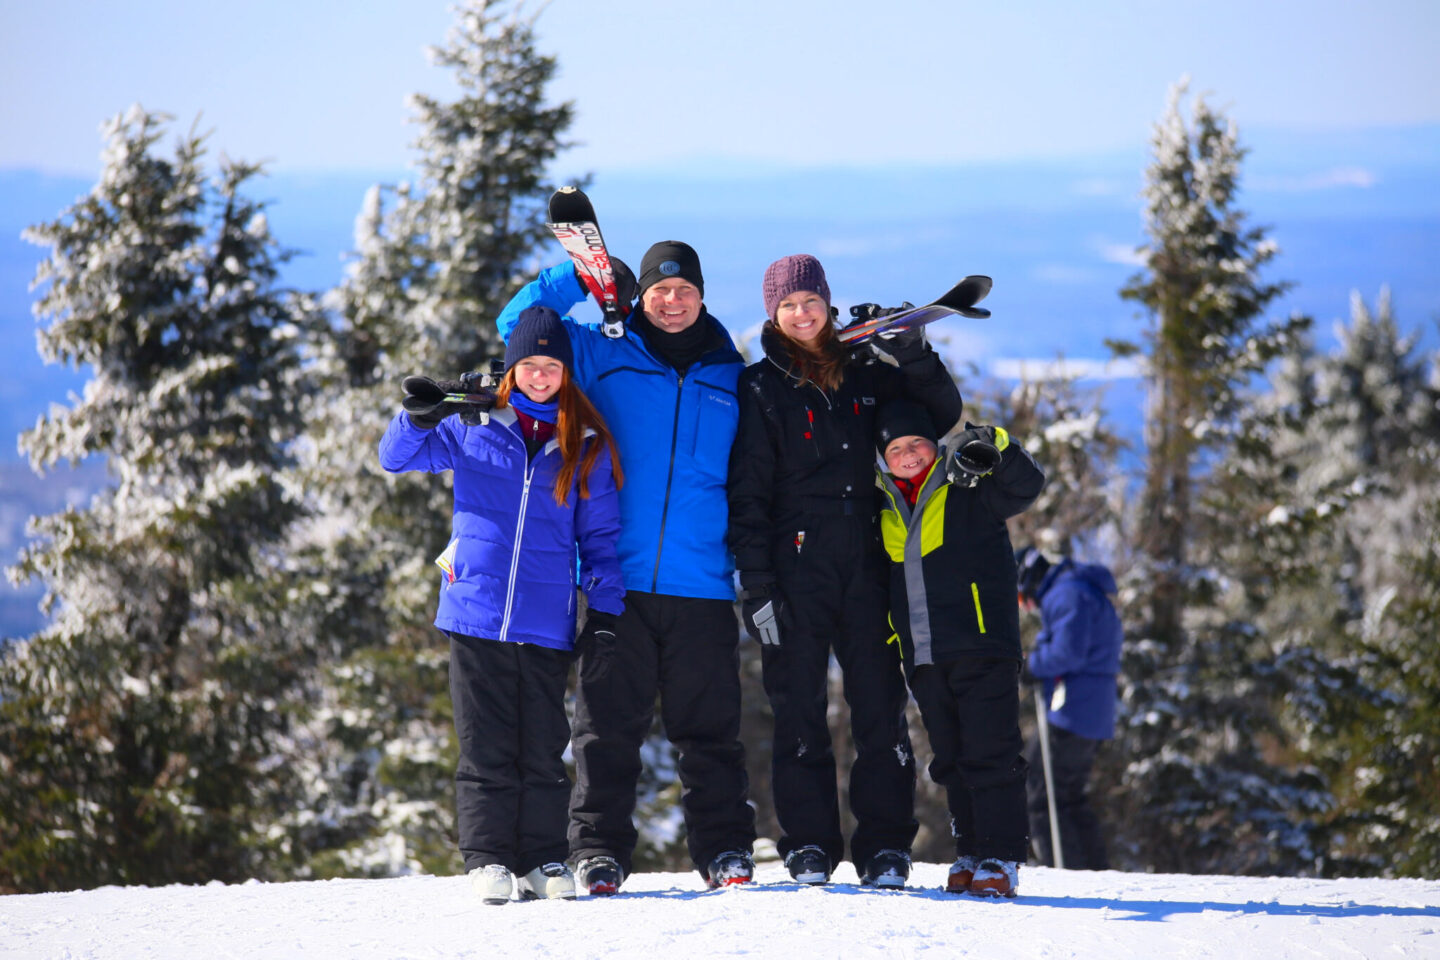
top-left (962, 275), bottom-right (993, 300)
top-left (555, 185), bottom-right (580, 196)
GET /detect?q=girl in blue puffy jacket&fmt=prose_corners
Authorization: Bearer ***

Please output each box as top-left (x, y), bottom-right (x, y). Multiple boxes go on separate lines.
top-left (378, 305), bottom-right (624, 906)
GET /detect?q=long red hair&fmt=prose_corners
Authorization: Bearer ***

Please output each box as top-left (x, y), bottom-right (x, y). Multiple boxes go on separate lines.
top-left (496, 367), bottom-right (624, 505)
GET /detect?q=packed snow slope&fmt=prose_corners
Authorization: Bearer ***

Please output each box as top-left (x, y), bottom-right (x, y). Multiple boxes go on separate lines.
top-left (3, 860), bottom-right (1438, 960)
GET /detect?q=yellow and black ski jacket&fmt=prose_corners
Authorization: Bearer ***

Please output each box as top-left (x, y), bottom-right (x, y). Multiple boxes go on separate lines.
top-left (877, 433), bottom-right (1045, 668)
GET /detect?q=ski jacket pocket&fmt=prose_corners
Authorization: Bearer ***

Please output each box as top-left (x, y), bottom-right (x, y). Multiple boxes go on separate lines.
top-left (690, 380), bottom-right (739, 479)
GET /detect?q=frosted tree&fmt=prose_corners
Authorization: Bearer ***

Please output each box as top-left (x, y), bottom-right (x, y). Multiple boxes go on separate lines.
top-left (290, 0), bottom-right (575, 876)
top-left (1106, 80), bottom-right (1318, 874)
top-left (983, 373), bottom-right (1127, 558)
top-left (1116, 78), bottom-right (1303, 645)
top-left (1243, 290), bottom-right (1440, 877)
top-left (0, 108), bottom-right (319, 892)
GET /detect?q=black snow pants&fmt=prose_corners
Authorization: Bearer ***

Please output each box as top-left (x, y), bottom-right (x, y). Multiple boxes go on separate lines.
top-left (907, 656), bottom-right (1030, 863)
top-left (1026, 724), bottom-right (1109, 869)
top-left (449, 632), bottom-right (572, 875)
top-left (762, 512), bottom-right (917, 871)
top-left (569, 591), bottom-right (756, 877)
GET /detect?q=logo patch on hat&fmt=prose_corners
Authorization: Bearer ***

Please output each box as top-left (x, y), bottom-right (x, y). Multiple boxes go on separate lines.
top-left (538, 338), bottom-right (550, 345)
top-left (659, 260), bottom-right (681, 276)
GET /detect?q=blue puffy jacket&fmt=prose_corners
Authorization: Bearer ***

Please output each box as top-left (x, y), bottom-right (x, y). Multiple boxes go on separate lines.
top-left (377, 405), bottom-right (624, 650)
top-left (1027, 560), bottom-right (1123, 741)
top-left (497, 262), bottom-right (743, 600)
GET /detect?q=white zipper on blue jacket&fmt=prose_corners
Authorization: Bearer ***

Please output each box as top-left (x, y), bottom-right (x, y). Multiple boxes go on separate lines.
top-left (497, 441), bottom-right (538, 644)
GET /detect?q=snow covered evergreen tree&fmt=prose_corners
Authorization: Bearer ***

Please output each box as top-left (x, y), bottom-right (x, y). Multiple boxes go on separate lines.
top-left (289, 0), bottom-right (575, 877)
top-left (983, 374), bottom-right (1127, 558)
top-left (0, 108), bottom-right (319, 892)
top-left (1232, 289), bottom-right (1440, 877)
top-left (1108, 79), bottom-right (1318, 874)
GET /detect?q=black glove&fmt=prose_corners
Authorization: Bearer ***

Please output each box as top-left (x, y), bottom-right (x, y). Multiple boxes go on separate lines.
top-left (453, 371), bottom-right (500, 425)
top-left (847, 302), bottom-right (927, 363)
top-left (611, 256), bottom-right (637, 309)
top-left (872, 324), bottom-right (929, 364)
top-left (741, 585), bottom-right (784, 647)
top-left (949, 422), bottom-right (1007, 478)
top-left (576, 610), bottom-right (619, 680)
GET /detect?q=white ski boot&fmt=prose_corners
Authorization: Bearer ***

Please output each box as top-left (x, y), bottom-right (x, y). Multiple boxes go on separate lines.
top-left (517, 862), bottom-right (577, 900)
top-left (468, 863), bottom-right (513, 905)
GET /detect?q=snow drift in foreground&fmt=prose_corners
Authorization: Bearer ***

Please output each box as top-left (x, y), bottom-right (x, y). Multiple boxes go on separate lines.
top-left (3, 860), bottom-right (1438, 960)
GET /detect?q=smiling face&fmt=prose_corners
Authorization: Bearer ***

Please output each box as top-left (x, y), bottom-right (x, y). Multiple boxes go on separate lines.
top-left (641, 277), bottom-right (703, 332)
top-left (512, 355), bottom-right (565, 403)
top-left (884, 435), bottom-right (938, 481)
top-left (774, 289), bottom-right (830, 343)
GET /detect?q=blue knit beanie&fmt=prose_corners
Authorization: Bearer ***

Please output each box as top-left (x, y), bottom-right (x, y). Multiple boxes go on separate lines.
top-left (505, 305), bottom-right (573, 371)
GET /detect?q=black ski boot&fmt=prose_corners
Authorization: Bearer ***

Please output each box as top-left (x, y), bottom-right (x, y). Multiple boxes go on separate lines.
top-left (859, 849), bottom-right (911, 889)
top-left (784, 845), bottom-right (831, 885)
top-left (576, 856), bottom-right (624, 896)
top-left (705, 849), bottom-right (755, 889)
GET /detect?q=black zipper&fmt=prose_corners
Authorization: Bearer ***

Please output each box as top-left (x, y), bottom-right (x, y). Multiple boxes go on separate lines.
top-left (651, 373), bottom-right (685, 592)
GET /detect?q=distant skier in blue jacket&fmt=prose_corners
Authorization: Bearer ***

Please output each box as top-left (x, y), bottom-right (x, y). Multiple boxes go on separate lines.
top-left (496, 242), bottom-right (758, 894)
top-left (1017, 547), bottom-right (1122, 871)
top-left (378, 306), bottom-right (624, 906)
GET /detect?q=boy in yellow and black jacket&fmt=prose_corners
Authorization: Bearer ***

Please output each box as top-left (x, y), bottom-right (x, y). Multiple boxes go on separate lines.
top-left (874, 400), bottom-right (1045, 899)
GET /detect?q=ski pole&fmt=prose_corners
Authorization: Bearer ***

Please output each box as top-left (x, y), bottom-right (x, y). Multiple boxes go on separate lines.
top-left (1034, 682), bottom-right (1065, 869)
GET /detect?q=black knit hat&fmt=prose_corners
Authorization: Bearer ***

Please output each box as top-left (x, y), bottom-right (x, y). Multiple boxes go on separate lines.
top-left (874, 399), bottom-right (938, 456)
top-left (1015, 546), bottom-right (1052, 600)
top-left (637, 241), bottom-right (704, 299)
top-left (505, 305), bottom-right (573, 371)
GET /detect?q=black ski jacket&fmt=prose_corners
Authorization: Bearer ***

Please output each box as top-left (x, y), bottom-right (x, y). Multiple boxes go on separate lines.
top-left (728, 325), bottom-right (962, 588)
top-left (877, 434), bottom-right (1046, 667)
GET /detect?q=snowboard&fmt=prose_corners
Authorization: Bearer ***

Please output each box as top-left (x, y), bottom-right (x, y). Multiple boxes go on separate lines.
top-left (546, 186), bottom-right (627, 339)
top-left (837, 275), bottom-right (993, 348)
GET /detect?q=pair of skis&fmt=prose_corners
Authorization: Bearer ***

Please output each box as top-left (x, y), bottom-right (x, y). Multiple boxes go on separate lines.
top-left (543, 186), bottom-right (992, 348)
top-left (401, 364), bottom-right (505, 425)
top-left (546, 186), bottom-right (628, 339)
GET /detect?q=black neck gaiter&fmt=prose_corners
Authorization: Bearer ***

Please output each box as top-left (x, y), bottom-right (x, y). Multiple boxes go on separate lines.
top-left (632, 309), bottom-right (715, 374)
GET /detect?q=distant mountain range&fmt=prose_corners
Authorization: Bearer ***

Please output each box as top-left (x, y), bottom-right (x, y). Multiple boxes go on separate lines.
top-left (2, 124), bottom-right (1437, 636)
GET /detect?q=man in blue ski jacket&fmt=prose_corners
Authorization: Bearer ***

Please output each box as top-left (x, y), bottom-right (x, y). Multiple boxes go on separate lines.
top-left (495, 241), bottom-right (757, 892)
top-left (1017, 547), bottom-right (1123, 871)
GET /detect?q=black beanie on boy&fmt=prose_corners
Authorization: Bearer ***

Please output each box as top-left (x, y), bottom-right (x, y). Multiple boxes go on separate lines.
top-left (874, 399), bottom-right (939, 457)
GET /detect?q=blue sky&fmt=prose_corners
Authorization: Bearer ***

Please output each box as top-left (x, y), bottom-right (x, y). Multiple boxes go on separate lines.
top-left (3, 0), bottom-right (1438, 176)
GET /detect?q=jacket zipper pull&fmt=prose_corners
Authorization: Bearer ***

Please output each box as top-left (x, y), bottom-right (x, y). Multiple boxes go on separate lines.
top-left (804, 407), bottom-right (814, 440)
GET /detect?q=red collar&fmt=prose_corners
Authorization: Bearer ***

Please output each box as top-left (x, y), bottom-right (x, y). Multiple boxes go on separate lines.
top-left (513, 408), bottom-right (555, 446)
top-left (893, 474), bottom-right (922, 507)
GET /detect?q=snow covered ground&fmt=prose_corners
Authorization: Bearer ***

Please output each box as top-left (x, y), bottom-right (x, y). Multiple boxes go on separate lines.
top-left (4, 861), bottom-right (1438, 960)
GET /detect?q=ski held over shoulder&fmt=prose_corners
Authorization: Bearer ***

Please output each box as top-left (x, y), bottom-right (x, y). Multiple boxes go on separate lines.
top-left (546, 186), bottom-right (626, 339)
top-left (837, 275), bottom-right (993, 347)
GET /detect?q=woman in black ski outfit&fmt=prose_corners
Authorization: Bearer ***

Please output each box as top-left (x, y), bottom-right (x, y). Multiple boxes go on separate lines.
top-left (727, 254), bottom-right (963, 888)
